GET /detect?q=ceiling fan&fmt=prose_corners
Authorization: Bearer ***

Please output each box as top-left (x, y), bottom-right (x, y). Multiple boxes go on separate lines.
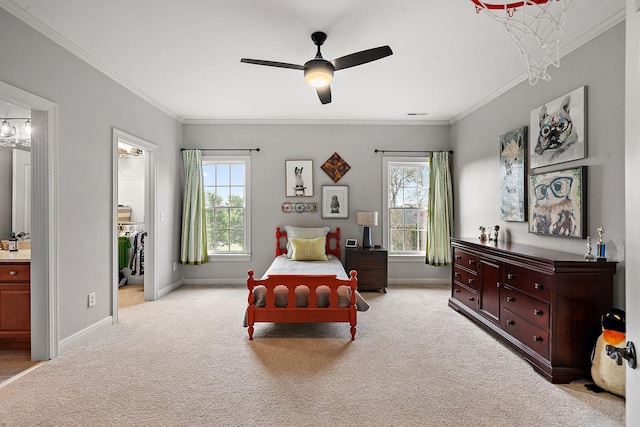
top-left (240, 32), bottom-right (393, 105)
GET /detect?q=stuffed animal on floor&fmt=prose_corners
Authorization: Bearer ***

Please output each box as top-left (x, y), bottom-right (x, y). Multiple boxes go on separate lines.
top-left (590, 308), bottom-right (626, 397)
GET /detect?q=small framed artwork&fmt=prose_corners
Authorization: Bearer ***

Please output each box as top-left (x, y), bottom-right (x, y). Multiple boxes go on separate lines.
top-left (345, 238), bottom-right (358, 248)
top-left (528, 166), bottom-right (586, 238)
top-left (500, 126), bottom-right (527, 221)
top-left (529, 86), bottom-right (587, 169)
top-left (321, 185), bottom-right (349, 219)
top-left (285, 160), bottom-right (313, 197)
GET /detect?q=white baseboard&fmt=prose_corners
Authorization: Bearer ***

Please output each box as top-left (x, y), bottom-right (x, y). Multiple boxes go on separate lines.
top-left (180, 278), bottom-right (246, 286)
top-left (388, 278), bottom-right (450, 286)
top-left (158, 279), bottom-right (184, 298)
top-left (58, 316), bottom-right (113, 353)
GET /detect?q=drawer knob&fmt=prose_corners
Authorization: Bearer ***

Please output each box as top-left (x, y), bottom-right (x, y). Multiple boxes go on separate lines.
top-left (454, 272), bottom-right (461, 277)
top-left (507, 273), bottom-right (515, 280)
top-left (9, 270), bottom-right (17, 276)
top-left (506, 320), bottom-right (515, 325)
top-left (533, 309), bottom-right (543, 316)
top-left (454, 289), bottom-right (461, 293)
top-left (534, 283), bottom-right (543, 290)
top-left (468, 278), bottom-right (474, 284)
top-left (455, 255), bottom-right (462, 260)
top-left (533, 336), bottom-right (543, 342)
top-left (468, 297), bottom-right (475, 302)
top-left (468, 259), bottom-right (475, 265)
top-left (506, 296), bottom-right (514, 302)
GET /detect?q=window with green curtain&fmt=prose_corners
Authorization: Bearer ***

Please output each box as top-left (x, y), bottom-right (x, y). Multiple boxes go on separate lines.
top-left (180, 149), bottom-right (208, 265)
top-left (425, 151), bottom-right (453, 266)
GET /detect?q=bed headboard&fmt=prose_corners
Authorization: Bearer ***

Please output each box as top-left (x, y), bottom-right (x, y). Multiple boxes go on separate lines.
top-left (275, 227), bottom-right (341, 258)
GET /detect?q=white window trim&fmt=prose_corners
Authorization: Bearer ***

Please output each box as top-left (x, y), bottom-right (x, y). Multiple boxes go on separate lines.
top-left (203, 155), bottom-right (252, 261)
top-left (382, 156), bottom-right (429, 261)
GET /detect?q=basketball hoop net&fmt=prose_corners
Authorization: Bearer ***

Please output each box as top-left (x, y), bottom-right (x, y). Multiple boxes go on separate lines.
top-left (471, 0), bottom-right (575, 85)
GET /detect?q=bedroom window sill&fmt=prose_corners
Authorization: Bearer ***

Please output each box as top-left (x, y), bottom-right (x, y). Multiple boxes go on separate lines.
top-left (208, 254), bottom-right (251, 262)
top-left (389, 254), bottom-right (426, 263)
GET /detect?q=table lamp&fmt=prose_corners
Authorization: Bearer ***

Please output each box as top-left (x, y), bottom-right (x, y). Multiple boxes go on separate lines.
top-left (357, 211), bottom-right (378, 249)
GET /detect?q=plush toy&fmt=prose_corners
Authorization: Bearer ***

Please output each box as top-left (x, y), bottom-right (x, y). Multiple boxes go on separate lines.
top-left (590, 308), bottom-right (626, 397)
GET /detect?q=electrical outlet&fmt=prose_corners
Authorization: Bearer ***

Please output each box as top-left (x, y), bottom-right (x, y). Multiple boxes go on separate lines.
top-left (88, 292), bottom-right (96, 308)
top-left (173, 262), bottom-right (178, 271)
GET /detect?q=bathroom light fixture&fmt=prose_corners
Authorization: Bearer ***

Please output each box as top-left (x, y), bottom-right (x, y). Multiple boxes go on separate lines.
top-left (0, 118), bottom-right (32, 148)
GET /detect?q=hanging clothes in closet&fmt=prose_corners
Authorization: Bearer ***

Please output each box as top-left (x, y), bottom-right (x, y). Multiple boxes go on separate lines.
top-left (129, 231), bottom-right (147, 276)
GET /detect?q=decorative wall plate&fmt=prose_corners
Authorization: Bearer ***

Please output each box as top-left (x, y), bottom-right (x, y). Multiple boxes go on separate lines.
top-left (321, 152), bottom-right (351, 183)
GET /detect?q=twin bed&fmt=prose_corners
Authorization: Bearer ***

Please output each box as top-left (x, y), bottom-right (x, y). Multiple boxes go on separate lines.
top-left (246, 226), bottom-right (368, 340)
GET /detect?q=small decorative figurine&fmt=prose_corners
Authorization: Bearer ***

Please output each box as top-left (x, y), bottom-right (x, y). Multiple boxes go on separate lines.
top-left (479, 226), bottom-right (487, 241)
top-left (596, 227), bottom-right (606, 261)
top-left (585, 235), bottom-right (594, 260)
top-left (487, 225), bottom-right (499, 242)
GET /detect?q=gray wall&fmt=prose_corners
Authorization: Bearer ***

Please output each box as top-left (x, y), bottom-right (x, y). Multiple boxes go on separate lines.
top-left (182, 123), bottom-right (451, 284)
top-left (0, 8), bottom-right (184, 341)
top-left (451, 22), bottom-right (626, 306)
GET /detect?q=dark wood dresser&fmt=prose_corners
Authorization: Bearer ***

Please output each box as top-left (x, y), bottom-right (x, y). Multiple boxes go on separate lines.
top-left (345, 248), bottom-right (388, 292)
top-left (449, 238), bottom-right (616, 383)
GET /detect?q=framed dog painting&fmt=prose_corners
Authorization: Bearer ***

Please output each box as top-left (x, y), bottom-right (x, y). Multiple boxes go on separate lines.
top-left (529, 86), bottom-right (586, 169)
top-left (528, 166), bottom-right (586, 238)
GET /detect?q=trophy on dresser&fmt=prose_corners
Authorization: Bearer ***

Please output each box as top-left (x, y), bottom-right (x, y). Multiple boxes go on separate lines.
top-left (596, 227), bottom-right (606, 261)
top-left (585, 236), bottom-right (595, 260)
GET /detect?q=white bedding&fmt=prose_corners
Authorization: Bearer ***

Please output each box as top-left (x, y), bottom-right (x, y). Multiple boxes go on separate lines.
top-left (251, 254), bottom-right (369, 311)
top-left (262, 254), bottom-right (348, 279)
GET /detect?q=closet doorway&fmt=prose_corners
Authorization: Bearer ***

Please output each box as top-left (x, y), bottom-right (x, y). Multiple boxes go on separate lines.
top-left (112, 129), bottom-right (157, 323)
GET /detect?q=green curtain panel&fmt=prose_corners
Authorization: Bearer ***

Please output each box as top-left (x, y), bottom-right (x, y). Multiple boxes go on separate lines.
top-left (180, 150), bottom-right (209, 265)
top-left (426, 152), bottom-right (453, 266)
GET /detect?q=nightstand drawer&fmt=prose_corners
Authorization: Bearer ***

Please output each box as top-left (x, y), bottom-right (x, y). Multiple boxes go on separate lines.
top-left (346, 248), bottom-right (388, 292)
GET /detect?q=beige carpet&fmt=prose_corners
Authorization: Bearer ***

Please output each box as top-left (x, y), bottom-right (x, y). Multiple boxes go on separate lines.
top-left (0, 285), bottom-right (625, 426)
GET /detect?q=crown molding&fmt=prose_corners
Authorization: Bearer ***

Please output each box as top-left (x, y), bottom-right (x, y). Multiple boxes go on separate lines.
top-left (0, 0), bottom-right (184, 123)
top-left (451, 7), bottom-right (626, 124)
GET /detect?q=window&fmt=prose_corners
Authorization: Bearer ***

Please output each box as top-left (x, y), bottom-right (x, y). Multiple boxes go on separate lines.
top-left (203, 156), bottom-right (251, 258)
top-left (383, 157), bottom-right (429, 256)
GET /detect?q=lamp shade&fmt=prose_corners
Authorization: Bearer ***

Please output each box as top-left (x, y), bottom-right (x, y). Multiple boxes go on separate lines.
top-left (356, 211), bottom-right (378, 226)
top-left (304, 59), bottom-right (334, 88)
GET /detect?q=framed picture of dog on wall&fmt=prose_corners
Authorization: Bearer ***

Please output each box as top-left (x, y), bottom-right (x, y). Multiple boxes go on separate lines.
top-left (528, 166), bottom-right (586, 238)
top-left (529, 86), bottom-right (586, 169)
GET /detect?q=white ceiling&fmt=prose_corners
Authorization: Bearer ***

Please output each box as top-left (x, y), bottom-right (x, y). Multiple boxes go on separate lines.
top-left (0, 0), bottom-right (625, 123)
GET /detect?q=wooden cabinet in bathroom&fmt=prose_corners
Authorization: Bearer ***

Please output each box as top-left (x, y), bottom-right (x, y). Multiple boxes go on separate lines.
top-left (0, 262), bottom-right (30, 350)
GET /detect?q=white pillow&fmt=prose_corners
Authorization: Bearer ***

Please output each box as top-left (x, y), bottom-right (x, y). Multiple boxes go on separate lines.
top-left (284, 226), bottom-right (330, 258)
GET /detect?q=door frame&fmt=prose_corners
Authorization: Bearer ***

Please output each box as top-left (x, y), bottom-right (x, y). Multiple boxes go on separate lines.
top-left (0, 80), bottom-right (58, 361)
top-left (112, 128), bottom-right (157, 323)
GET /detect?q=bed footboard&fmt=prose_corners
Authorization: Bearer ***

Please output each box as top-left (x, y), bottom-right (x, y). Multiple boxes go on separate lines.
top-left (246, 270), bottom-right (358, 340)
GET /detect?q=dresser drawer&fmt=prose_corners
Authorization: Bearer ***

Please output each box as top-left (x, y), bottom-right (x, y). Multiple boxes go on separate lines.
top-left (453, 249), bottom-right (478, 272)
top-left (0, 264), bottom-right (30, 282)
top-left (502, 310), bottom-right (549, 359)
top-left (452, 283), bottom-right (478, 311)
top-left (453, 266), bottom-right (478, 291)
top-left (502, 286), bottom-right (549, 330)
top-left (503, 264), bottom-right (551, 301)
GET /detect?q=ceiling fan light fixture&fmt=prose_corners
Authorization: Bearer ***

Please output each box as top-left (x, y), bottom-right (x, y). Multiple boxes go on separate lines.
top-left (304, 60), bottom-right (334, 88)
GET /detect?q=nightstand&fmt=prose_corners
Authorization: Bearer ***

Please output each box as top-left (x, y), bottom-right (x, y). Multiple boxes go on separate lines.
top-left (345, 248), bottom-right (388, 292)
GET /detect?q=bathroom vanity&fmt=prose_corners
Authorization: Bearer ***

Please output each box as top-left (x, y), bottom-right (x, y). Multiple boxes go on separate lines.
top-left (0, 251), bottom-right (30, 350)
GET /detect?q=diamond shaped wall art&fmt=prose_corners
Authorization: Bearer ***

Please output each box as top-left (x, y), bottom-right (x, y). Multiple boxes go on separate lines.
top-left (321, 152), bottom-right (351, 183)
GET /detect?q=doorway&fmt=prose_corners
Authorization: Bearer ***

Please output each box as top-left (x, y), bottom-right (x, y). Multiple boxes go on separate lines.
top-left (112, 129), bottom-right (157, 323)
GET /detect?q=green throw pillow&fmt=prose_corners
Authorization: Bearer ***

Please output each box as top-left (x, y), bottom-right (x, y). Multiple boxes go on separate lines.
top-left (289, 236), bottom-right (328, 261)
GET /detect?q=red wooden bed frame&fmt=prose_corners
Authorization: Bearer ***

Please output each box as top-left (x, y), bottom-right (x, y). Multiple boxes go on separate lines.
top-left (246, 227), bottom-right (358, 340)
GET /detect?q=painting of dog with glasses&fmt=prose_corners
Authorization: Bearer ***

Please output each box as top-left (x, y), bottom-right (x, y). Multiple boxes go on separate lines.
top-left (528, 166), bottom-right (586, 238)
top-left (530, 86), bottom-right (586, 169)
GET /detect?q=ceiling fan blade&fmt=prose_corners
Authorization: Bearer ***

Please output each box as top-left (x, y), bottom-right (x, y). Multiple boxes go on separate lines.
top-left (240, 58), bottom-right (304, 70)
top-left (331, 46), bottom-right (393, 71)
top-left (316, 86), bottom-right (331, 104)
